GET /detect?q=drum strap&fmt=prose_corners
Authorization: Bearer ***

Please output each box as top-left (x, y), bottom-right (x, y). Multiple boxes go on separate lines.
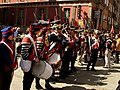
top-left (49, 52), bottom-right (54, 57)
top-left (1, 41), bottom-right (13, 54)
top-left (25, 34), bottom-right (38, 57)
top-left (48, 42), bottom-right (57, 58)
top-left (49, 42), bottom-right (57, 51)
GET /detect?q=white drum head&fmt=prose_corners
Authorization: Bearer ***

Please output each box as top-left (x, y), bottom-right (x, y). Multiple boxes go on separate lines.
top-left (48, 53), bottom-right (61, 64)
top-left (32, 61), bottom-right (46, 77)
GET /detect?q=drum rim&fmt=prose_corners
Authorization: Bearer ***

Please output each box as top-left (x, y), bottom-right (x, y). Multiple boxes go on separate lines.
top-left (32, 60), bottom-right (46, 76)
top-left (48, 53), bottom-right (61, 64)
top-left (39, 61), bottom-right (46, 76)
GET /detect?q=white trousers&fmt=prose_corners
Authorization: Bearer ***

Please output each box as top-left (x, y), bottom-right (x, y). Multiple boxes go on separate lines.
top-left (104, 49), bottom-right (111, 67)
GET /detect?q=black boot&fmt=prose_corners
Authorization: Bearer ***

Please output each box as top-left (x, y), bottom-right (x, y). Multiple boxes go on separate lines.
top-left (45, 79), bottom-right (55, 90)
top-left (36, 84), bottom-right (44, 89)
top-left (36, 78), bottom-right (43, 89)
top-left (86, 65), bottom-right (89, 71)
top-left (91, 67), bottom-right (96, 71)
top-left (84, 54), bottom-right (88, 63)
top-left (45, 83), bottom-right (55, 90)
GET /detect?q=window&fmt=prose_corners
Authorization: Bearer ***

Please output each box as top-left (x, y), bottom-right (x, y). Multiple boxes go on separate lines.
top-left (103, 14), bottom-right (107, 21)
top-left (64, 8), bottom-right (70, 24)
top-left (20, 0), bottom-right (24, 2)
top-left (4, 0), bottom-right (10, 2)
top-left (105, 0), bottom-right (109, 6)
top-left (17, 9), bottom-right (24, 25)
top-left (64, 8), bottom-right (70, 18)
top-left (109, 3), bottom-right (112, 12)
top-left (113, 6), bottom-right (114, 13)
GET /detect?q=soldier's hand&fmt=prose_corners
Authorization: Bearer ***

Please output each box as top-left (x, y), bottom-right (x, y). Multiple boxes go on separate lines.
top-left (34, 57), bottom-right (39, 62)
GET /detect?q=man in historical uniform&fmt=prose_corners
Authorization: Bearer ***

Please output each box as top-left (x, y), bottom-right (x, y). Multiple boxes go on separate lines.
top-left (0, 26), bottom-right (18, 90)
top-left (104, 34), bottom-right (112, 68)
top-left (35, 27), bottom-right (55, 89)
top-left (87, 32), bottom-right (100, 71)
top-left (21, 22), bottom-right (55, 90)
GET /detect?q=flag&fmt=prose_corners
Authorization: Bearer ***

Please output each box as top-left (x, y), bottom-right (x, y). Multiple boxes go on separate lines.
top-left (42, 13), bottom-right (45, 20)
top-left (110, 25), bottom-right (115, 33)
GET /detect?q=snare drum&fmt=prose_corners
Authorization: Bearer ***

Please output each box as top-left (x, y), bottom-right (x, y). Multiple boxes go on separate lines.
top-left (32, 60), bottom-right (53, 79)
top-left (48, 53), bottom-right (62, 70)
top-left (48, 53), bottom-right (61, 65)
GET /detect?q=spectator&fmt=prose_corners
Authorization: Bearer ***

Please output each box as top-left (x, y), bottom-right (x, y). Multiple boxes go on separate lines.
top-left (0, 26), bottom-right (18, 90)
top-left (115, 34), bottom-right (120, 63)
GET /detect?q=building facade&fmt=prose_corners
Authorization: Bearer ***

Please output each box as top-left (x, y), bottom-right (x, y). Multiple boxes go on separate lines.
top-left (0, 0), bottom-right (120, 33)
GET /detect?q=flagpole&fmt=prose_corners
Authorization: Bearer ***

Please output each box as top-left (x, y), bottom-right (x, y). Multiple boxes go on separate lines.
top-left (33, 12), bottom-right (37, 21)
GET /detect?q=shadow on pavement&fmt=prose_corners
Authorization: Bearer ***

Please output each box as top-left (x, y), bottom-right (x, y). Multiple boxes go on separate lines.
top-left (58, 67), bottom-right (108, 86)
top-left (53, 58), bottom-right (120, 90)
top-left (56, 85), bottom-right (86, 90)
top-left (111, 66), bottom-right (120, 70)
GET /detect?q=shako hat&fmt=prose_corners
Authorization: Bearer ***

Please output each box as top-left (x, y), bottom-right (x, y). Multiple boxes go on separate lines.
top-left (1, 26), bottom-right (13, 38)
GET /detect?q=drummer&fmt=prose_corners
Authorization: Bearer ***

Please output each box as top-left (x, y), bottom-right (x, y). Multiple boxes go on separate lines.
top-left (46, 25), bottom-right (64, 82)
top-left (59, 26), bottom-right (73, 79)
top-left (20, 22), bottom-right (41, 90)
top-left (21, 22), bottom-right (55, 90)
top-left (35, 26), bottom-right (56, 89)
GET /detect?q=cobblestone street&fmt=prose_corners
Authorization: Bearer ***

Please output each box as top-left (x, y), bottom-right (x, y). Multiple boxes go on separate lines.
top-left (11, 58), bottom-right (120, 90)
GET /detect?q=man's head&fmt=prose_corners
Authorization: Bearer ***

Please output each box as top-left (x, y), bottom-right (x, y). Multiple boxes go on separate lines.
top-left (1, 26), bottom-right (14, 41)
top-left (1, 26), bottom-right (13, 38)
top-left (30, 22), bottom-right (42, 35)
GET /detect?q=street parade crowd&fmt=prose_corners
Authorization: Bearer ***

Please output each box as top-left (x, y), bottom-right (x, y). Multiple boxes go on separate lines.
top-left (0, 20), bottom-right (120, 90)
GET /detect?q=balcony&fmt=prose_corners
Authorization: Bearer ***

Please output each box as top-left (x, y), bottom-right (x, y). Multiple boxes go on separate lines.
top-left (0, 0), bottom-right (99, 5)
top-left (51, 0), bottom-right (92, 2)
top-left (92, 0), bottom-right (99, 3)
top-left (0, 0), bottom-right (94, 4)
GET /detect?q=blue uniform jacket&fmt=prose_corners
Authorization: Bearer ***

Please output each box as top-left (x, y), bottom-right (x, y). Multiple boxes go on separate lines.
top-left (0, 43), bottom-right (13, 72)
